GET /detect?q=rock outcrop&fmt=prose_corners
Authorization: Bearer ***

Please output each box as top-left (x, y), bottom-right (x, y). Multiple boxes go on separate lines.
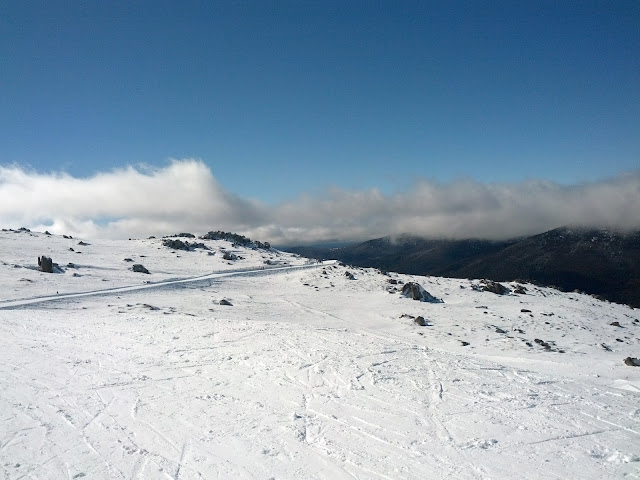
top-left (38, 255), bottom-right (53, 273)
top-left (400, 282), bottom-right (442, 303)
top-left (479, 280), bottom-right (510, 295)
top-left (132, 264), bottom-right (150, 274)
top-left (162, 239), bottom-right (209, 251)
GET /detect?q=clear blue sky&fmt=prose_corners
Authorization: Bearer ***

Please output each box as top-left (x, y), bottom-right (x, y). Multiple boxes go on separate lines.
top-left (2, 1), bottom-right (638, 203)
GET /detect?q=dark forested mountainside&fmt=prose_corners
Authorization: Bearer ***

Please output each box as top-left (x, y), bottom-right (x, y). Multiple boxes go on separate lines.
top-left (286, 227), bottom-right (640, 308)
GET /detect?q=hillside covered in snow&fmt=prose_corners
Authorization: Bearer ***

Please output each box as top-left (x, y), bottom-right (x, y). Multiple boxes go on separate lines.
top-left (1, 229), bottom-right (639, 479)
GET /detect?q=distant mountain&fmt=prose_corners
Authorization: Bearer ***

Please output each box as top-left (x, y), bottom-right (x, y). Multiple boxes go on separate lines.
top-left (447, 227), bottom-right (640, 308)
top-left (286, 227), bottom-right (640, 308)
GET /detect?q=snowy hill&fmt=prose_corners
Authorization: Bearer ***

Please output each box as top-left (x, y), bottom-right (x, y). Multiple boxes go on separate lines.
top-left (1, 230), bottom-right (639, 479)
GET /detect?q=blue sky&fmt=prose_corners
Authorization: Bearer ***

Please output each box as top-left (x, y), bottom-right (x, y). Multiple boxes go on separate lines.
top-left (1, 2), bottom-right (639, 243)
top-left (2, 1), bottom-right (638, 202)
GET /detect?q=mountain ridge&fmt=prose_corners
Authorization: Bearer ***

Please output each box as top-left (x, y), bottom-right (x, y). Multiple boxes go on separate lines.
top-left (286, 226), bottom-right (640, 308)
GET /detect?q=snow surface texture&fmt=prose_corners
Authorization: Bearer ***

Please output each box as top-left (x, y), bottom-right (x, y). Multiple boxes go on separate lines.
top-left (1, 230), bottom-right (639, 479)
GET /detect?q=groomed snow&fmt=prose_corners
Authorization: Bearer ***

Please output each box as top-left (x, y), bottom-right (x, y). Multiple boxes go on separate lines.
top-left (1, 230), bottom-right (639, 479)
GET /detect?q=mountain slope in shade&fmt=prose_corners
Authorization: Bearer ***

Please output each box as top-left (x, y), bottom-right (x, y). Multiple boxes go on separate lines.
top-left (288, 236), bottom-right (515, 275)
top-left (441, 227), bottom-right (640, 308)
top-left (287, 227), bottom-right (640, 307)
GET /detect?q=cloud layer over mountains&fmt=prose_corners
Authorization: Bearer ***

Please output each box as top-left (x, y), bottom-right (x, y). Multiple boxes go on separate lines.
top-left (1, 159), bottom-right (639, 244)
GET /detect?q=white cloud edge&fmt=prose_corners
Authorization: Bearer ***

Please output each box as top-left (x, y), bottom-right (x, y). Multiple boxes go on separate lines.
top-left (1, 159), bottom-right (639, 244)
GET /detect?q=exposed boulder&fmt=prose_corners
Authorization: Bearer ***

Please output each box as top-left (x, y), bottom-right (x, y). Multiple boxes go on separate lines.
top-left (200, 231), bottom-right (270, 249)
top-left (164, 232), bottom-right (195, 238)
top-left (414, 316), bottom-right (428, 326)
top-left (219, 299), bottom-right (233, 306)
top-left (623, 357), bottom-right (640, 366)
top-left (162, 239), bottom-right (209, 251)
top-left (480, 280), bottom-right (510, 295)
top-left (39, 255), bottom-right (53, 273)
top-left (513, 284), bottom-right (527, 294)
top-left (223, 252), bottom-right (238, 261)
top-left (132, 264), bottom-right (150, 274)
top-left (345, 271), bottom-right (355, 280)
top-left (400, 282), bottom-right (443, 303)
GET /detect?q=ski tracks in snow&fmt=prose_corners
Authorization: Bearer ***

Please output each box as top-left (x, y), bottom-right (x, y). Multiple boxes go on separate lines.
top-left (1, 267), bottom-right (639, 479)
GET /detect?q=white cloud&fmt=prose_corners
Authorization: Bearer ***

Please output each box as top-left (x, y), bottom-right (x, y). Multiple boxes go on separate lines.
top-left (1, 159), bottom-right (639, 244)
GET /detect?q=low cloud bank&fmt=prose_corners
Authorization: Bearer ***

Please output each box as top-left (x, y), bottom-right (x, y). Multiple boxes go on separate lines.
top-left (1, 159), bottom-right (639, 244)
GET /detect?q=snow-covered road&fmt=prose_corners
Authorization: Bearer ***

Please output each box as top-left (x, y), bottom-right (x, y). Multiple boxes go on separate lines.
top-left (0, 262), bottom-right (330, 310)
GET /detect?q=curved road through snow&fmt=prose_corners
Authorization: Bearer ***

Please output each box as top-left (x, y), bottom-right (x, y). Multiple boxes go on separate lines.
top-left (0, 261), bottom-right (335, 309)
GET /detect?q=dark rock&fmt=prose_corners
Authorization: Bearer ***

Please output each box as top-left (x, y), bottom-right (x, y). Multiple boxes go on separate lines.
top-left (223, 252), bottom-right (238, 261)
top-left (78, 241), bottom-right (89, 246)
top-left (623, 357), bottom-right (640, 366)
top-left (460, 341), bottom-right (470, 346)
top-left (414, 316), bottom-right (428, 326)
top-left (148, 236), bottom-right (156, 239)
top-left (387, 278), bottom-right (398, 284)
top-left (495, 327), bottom-right (507, 334)
top-left (124, 258), bottom-right (134, 262)
top-left (67, 263), bottom-right (75, 268)
top-left (163, 238), bottom-right (209, 251)
top-left (400, 282), bottom-right (443, 303)
top-left (534, 338), bottom-right (555, 350)
top-left (219, 299), bottom-right (233, 306)
top-left (44, 231), bottom-right (51, 235)
top-left (132, 264), bottom-right (150, 274)
top-left (69, 247), bottom-right (74, 252)
top-left (480, 280), bottom-right (510, 295)
top-left (601, 343), bottom-right (612, 351)
top-left (345, 271), bottom-right (355, 280)
top-left (513, 284), bottom-right (527, 294)
top-left (200, 231), bottom-right (270, 249)
top-left (521, 309), bottom-right (532, 313)
top-left (39, 255), bottom-right (53, 273)
top-left (610, 321), bottom-right (622, 327)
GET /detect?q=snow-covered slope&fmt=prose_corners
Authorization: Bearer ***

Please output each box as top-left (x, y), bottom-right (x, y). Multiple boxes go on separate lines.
top-left (1, 230), bottom-right (639, 479)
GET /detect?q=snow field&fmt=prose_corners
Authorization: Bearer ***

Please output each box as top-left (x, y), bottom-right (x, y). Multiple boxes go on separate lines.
top-left (0, 231), bottom-right (639, 479)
